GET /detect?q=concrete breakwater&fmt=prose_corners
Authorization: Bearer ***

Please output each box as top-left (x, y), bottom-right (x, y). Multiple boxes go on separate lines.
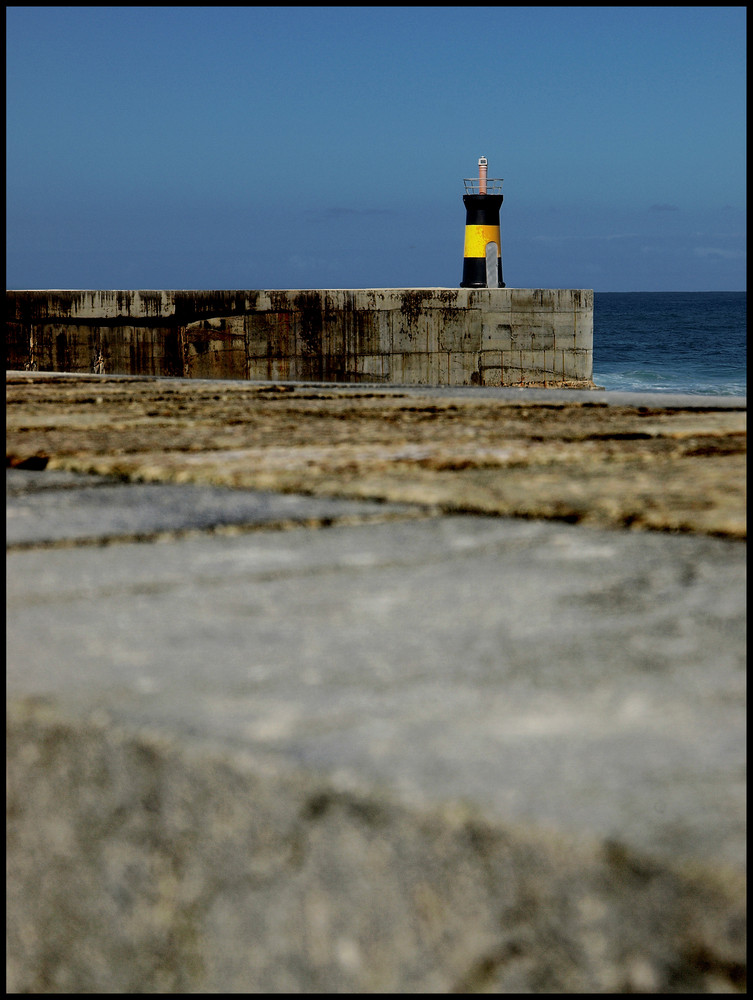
top-left (5, 287), bottom-right (595, 388)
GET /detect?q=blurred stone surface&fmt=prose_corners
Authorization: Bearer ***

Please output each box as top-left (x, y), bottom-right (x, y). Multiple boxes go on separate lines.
top-left (5, 373), bottom-right (746, 992)
top-left (6, 373), bottom-right (746, 537)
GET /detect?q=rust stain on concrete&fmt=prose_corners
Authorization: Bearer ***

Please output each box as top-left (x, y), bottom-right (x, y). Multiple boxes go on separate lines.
top-left (5, 289), bottom-right (596, 389)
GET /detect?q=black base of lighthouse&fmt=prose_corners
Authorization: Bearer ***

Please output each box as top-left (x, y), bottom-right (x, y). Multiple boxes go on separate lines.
top-left (460, 258), bottom-right (505, 288)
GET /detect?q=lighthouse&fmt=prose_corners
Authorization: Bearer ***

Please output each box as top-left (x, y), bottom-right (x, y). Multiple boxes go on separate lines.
top-left (460, 157), bottom-right (505, 288)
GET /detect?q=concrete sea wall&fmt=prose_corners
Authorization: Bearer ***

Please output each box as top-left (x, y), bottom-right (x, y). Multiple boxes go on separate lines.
top-left (5, 288), bottom-right (595, 388)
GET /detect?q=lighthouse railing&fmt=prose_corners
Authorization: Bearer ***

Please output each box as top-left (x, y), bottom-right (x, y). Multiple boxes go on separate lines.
top-left (463, 177), bottom-right (504, 194)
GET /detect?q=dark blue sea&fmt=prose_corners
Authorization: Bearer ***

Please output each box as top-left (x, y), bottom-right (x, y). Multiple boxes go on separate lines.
top-left (592, 292), bottom-right (746, 397)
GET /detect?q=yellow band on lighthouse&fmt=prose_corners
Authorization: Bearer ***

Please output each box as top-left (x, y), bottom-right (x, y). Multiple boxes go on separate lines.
top-left (463, 224), bottom-right (501, 258)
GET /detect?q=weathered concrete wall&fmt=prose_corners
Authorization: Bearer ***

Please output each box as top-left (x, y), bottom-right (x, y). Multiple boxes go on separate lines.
top-left (5, 288), bottom-right (595, 388)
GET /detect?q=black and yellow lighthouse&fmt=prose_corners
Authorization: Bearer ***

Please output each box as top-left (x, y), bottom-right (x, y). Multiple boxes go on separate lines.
top-left (460, 157), bottom-right (505, 288)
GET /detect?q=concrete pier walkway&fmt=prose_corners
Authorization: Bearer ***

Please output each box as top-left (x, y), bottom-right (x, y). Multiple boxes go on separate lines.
top-left (6, 374), bottom-right (746, 993)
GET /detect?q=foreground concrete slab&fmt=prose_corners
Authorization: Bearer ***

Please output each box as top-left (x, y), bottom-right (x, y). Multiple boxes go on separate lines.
top-left (5, 373), bottom-right (747, 538)
top-left (6, 469), bottom-right (424, 547)
top-left (6, 373), bottom-right (746, 991)
top-left (7, 479), bottom-right (746, 992)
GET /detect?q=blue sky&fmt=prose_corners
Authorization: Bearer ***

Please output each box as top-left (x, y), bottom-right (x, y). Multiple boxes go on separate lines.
top-left (6, 6), bottom-right (746, 292)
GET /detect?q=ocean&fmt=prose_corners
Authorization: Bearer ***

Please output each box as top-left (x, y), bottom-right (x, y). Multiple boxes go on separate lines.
top-left (592, 292), bottom-right (746, 397)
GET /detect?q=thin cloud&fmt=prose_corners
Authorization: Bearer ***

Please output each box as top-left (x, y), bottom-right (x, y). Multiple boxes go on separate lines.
top-left (693, 246), bottom-right (745, 260)
top-left (304, 207), bottom-right (398, 220)
top-left (288, 253), bottom-right (341, 272)
top-left (530, 233), bottom-right (639, 244)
